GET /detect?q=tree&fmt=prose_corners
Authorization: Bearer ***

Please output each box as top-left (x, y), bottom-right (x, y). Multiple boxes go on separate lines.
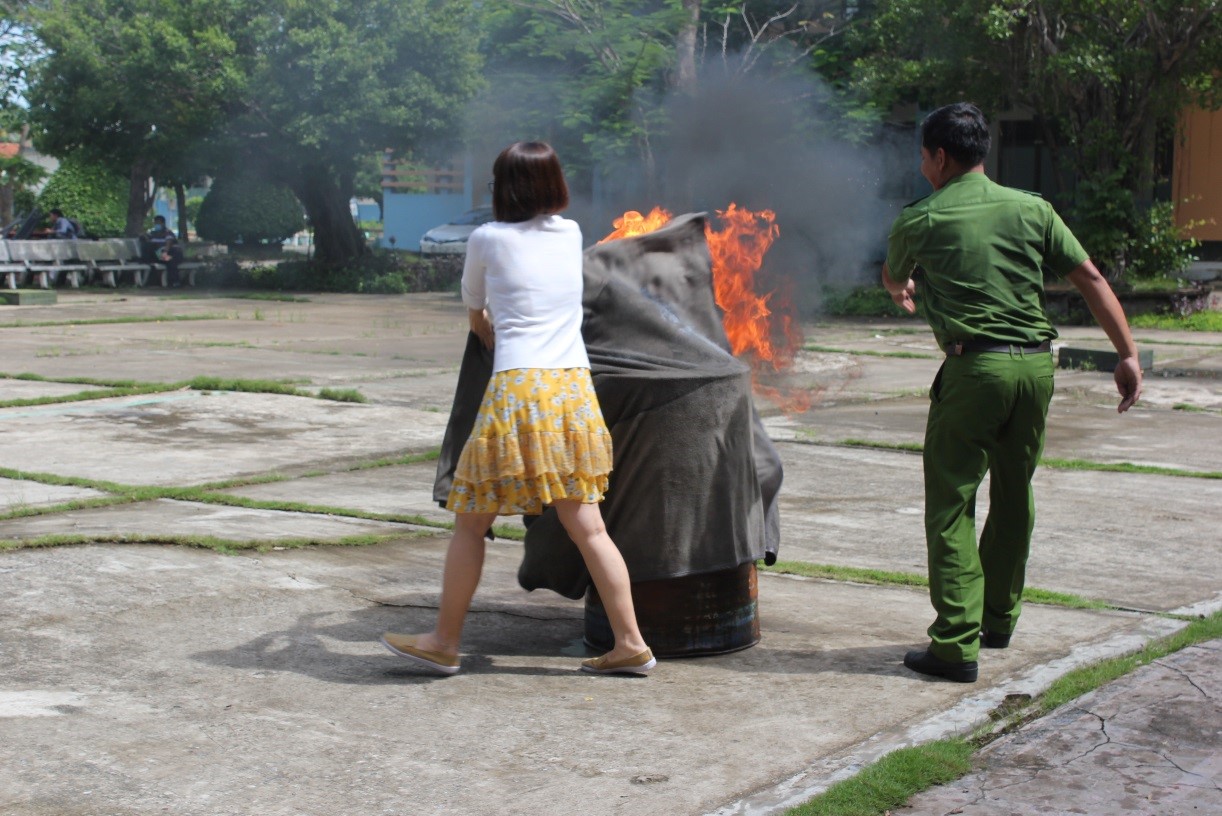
top-left (222, 0), bottom-right (481, 264)
top-left (36, 153), bottom-right (128, 237)
top-left (26, 0), bottom-right (243, 235)
top-left (847, 0), bottom-right (1222, 276)
top-left (195, 173), bottom-right (304, 247)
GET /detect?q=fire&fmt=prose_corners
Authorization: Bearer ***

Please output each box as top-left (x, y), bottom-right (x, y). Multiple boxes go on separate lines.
top-left (598, 207), bottom-right (674, 242)
top-left (600, 203), bottom-right (810, 412)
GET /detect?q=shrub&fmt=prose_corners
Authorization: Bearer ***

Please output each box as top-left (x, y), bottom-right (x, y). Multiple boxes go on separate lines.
top-left (196, 174), bottom-right (305, 246)
top-left (36, 154), bottom-right (128, 237)
top-left (821, 284), bottom-right (916, 317)
top-left (212, 250), bottom-right (463, 294)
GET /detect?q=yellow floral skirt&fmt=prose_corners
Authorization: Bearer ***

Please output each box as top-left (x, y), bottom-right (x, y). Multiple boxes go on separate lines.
top-left (446, 367), bottom-right (614, 515)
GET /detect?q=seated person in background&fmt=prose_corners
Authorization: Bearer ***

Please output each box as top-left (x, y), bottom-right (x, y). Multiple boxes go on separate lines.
top-left (141, 215), bottom-right (174, 261)
top-left (158, 235), bottom-right (184, 287)
top-left (48, 209), bottom-right (78, 239)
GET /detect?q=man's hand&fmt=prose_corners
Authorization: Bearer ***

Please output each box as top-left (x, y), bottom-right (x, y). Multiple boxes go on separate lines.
top-left (881, 263), bottom-right (917, 314)
top-left (1113, 356), bottom-right (1142, 413)
top-left (469, 308), bottom-right (494, 350)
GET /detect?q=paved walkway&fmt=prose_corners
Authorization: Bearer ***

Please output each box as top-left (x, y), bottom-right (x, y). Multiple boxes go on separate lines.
top-left (1, 290), bottom-right (1218, 814)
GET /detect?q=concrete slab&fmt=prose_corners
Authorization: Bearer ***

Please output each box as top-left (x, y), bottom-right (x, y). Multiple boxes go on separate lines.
top-left (0, 293), bottom-right (1219, 815)
top-left (0, 391), bottom-right (450, 485)
top-left (0, 541), bottom-right (1145, 816)
top-left (769, 388), bottom-right (1222, 474)
top-left (0, 499), bottom-right (424, 543)
top-left (0, 379), bottom-right (108, 401)
top-left (220, 461), bottom-right (526, 535)
top-left (901, 639), bottom-right (1222, 815)
top-left (0, 477), bottom-right (105, 511)
top-left (772, 441), bottom-right (1222, 612)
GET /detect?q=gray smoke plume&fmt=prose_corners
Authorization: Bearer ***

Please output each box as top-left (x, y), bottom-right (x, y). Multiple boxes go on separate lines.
top-left (462, 55), bottom-right (916, 316)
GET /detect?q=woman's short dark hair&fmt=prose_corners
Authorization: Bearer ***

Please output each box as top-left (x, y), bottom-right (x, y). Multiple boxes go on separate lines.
top-left (921, 103), bottom-right (991, 167)
top-left (491, 141), bottom-right (569, 223)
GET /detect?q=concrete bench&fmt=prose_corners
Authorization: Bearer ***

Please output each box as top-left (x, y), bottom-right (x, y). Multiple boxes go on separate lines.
top-left (0, 242), bottom-right (31, 289)
top-left (5, 239), bottom-right (90, 288)
top-left (75, 239), bottom-right (152, 288)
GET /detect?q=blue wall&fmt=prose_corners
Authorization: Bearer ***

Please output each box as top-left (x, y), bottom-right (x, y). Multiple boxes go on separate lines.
top-left (381, 154), bottom-right (480, 251)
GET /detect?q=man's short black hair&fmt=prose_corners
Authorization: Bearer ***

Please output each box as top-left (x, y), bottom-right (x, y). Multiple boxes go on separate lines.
top-left (921, 103), bottom-right (991, 167)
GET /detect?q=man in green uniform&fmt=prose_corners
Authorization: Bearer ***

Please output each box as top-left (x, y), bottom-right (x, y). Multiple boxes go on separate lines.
top-left (883, 103), bottom-right (1142, 683)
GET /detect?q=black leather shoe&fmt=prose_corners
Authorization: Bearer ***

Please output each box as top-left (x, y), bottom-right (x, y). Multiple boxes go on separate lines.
top-left (981, 630), bottom-right (1011, 649)
top-left (904, 648), bottom-right (978, 683)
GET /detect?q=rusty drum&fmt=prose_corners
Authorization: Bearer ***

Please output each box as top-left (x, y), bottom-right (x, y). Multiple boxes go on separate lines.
top-left (583, 561), bottom-right (760, 658)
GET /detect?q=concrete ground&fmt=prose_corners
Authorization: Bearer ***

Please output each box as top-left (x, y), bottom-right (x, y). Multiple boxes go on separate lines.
top-left (1, 289), bottom-right (1219, 815)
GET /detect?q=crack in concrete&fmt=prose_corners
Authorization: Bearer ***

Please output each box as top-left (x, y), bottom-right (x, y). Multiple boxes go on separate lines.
top-left (1064, 707), bottom-right (1113, 765)
top-left (1156, 656), bottom-right (1210, 698)
top-left (347, 590), bottom-right (581, 622)
top-left (1157, 752), bottom-right (1222, 791)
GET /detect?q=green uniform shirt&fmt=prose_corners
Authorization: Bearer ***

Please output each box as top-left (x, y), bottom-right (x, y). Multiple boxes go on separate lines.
top-left (885, 172), bottom-right (1088, 349)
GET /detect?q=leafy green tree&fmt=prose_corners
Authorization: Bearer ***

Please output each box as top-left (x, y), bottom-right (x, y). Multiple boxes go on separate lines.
top-left (36, 153), bottom-right (128, 236)
top-left (0, 152), bottom-right (45, 224)
top-left (847, 0), bottom-right (1221, 277)
top-left (26, 0), bottom-right (243, 235)
top-left (195, 173), bottom-right (304, 247)
top-left (223, 0), bottom-right (481, 264)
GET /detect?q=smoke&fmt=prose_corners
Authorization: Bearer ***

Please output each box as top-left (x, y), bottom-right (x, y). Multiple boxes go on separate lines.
top-left (464, 54), bottom-right (914, 316)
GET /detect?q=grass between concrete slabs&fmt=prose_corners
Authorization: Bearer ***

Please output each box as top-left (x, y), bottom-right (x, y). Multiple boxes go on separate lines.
top-left (761, 561), bottom-right (1114, 612)
top-left (0, 449), bottom-right (526, 550)
top-left (803, 344), bottom-right (936, 360)
top-left (0, 313), bottom-right (228, 329)
top-left (781, 607), bottom-right (1221, 815)
top-left (808, 438), bottom-right (1222, 480)
top-left (0, 372), bottom-right (367, 406)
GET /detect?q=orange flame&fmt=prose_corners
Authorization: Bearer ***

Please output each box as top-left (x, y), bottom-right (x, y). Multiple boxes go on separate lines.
top-left (600, 203), bottom-right (809, 412)
top-left (597, 207), bottom-right (674, 243)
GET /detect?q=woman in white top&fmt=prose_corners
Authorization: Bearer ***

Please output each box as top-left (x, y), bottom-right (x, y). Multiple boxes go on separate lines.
top-left (382, 142), bottom-right (654, 676)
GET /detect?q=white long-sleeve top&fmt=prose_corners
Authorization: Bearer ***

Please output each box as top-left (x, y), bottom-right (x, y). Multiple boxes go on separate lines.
top-left (460, 214), bottom-right (590, 373)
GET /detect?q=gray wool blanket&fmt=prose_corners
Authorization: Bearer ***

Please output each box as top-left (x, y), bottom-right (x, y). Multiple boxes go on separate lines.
top-left (433, 213), bottom-right (783, 600)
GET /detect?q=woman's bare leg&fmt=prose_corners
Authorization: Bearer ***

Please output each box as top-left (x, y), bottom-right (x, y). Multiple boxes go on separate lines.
top-left (412, 510), bottom-right (497, 657)
top-left (553, 499), bottom-right (648, 660)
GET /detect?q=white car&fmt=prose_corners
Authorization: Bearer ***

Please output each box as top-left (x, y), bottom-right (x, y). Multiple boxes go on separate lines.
top-left (419, 206), bottom-right (494, 255)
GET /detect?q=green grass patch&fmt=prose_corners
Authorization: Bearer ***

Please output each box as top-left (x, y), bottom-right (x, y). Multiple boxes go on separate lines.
top-left (1039, 457), bottom-right (1221, 480)
top-left (0, 382), bottom-right (184, 409)
top-left (187, 376), bottom-right (310, 395)
top-left (1171, 403), bottom-right (1215, 413)
top-left (762, 561), bottom-right (1113, 612)
top-left (317, 387), bottom-right (367, 403)
top-left (1128, 311), bottom-right (1222, 332)
top-left (837, 438), bottom-right (924, 453)
top-left (0, 531), bottom-right (421, 555)
top-left (0, 314), bottom-right (227, 329)
top-left (1133, 336), bottom-right (1222, 348)
top-left (803, 344), bottom-right (935, 359)
top-left (804, 440), bottom-right (1222, 480)
top-left (786, 739), bottom-right (974, 816)
top-left (1038, 610), bottom-right (1222, 714)
top-left (229, 292), bottom-right (311, 302)
top-left (765, 560), bottom-right (927, 588)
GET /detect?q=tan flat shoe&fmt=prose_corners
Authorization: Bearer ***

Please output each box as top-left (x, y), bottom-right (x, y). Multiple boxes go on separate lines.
top-left (581, 648), bottom-right (656, 675)
top-left (380, 632), bottom-right (460, 675)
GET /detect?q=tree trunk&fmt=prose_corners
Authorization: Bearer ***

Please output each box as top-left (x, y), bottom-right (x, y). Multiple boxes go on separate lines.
top-left (0, 184), bottom-right (13, 227)
top-left (175, 183), bottom-right (188, 240)
top-left (675, 0), bottom-right (700, 93)
top-left (292, 168), bottom-right (365, 265)
top-left (126, 160), bottom-right (154, 236)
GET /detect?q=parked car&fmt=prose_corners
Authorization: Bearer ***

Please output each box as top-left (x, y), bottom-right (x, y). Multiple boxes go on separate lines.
top-left (419, 206), bottom-right (494, 255)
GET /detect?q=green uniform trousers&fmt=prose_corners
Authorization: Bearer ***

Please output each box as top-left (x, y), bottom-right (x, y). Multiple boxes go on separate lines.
top-left (923, 349), bottom-right (1055, 662)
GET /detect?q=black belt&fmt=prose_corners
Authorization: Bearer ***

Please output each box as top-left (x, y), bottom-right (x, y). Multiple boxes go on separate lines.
top-left (944, 340), bottom-right (1051, 356)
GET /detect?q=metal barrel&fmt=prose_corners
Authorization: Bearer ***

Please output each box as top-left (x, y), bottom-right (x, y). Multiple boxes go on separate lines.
top-left (583, 561), bottom-right (760, 658)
